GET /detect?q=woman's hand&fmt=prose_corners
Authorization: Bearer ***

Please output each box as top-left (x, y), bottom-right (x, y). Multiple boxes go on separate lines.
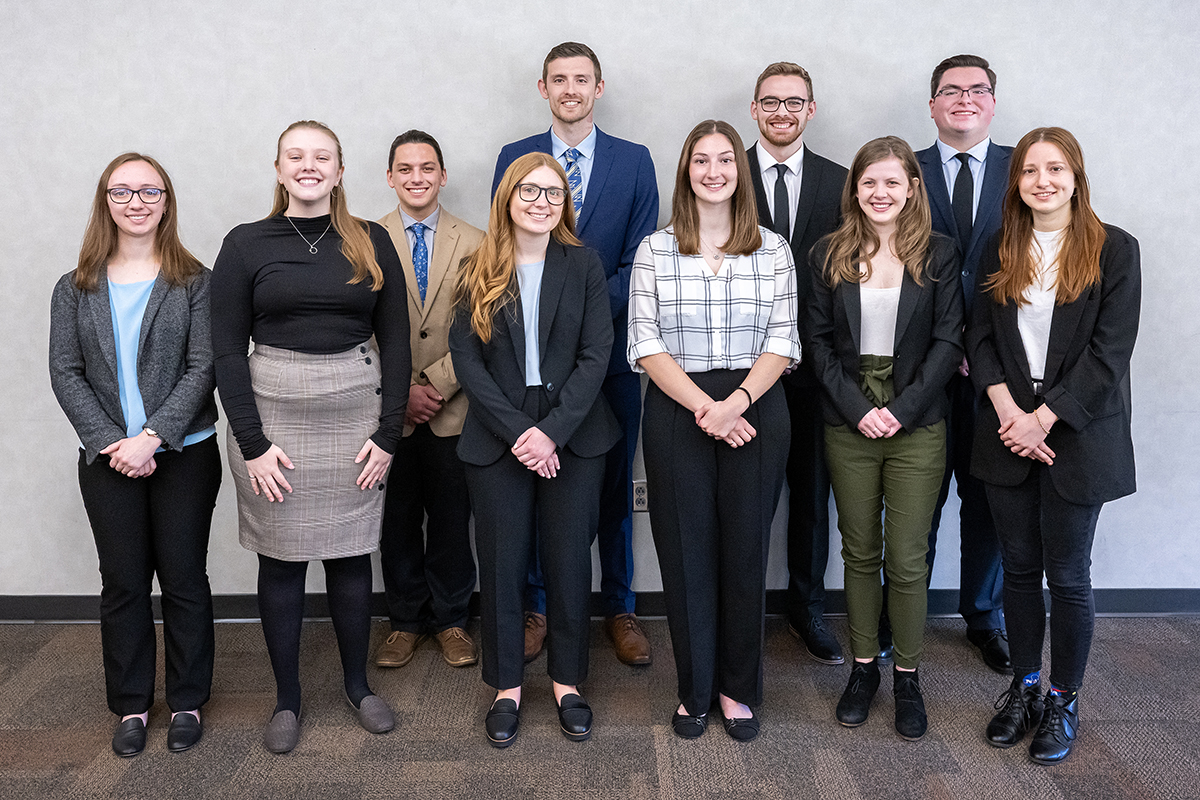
top-left (513, 426), bottom-right (559, 478)
top-left (100, 431), bottom-right (160, 477)
top-left (722, 417), bottom-right (758, 447)
top-left (355, 440), bottom-right (393, 490)
top-left (999, 405), bottom-right (1058, 465)
top-left (131, 456), bottom-right (157, 478)
top-left (246, 444), bottom-right (294, 501)
top-left (695, 392), bottom-right (749, 440)
top-left (857, 407), bottom-right (902, 439)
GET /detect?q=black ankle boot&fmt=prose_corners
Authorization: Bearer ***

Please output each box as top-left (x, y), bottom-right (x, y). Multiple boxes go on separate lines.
top-left (836, 659), bottom-right (880, 727)
top-left (1029, 690), bottom-right (1079, 764)
top-left (986, 677), bottom-right (1044, 748)
top-left (893, 667), bottom-right (927, 741)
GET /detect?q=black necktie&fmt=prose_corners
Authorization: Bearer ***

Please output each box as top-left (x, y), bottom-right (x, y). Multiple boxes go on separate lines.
top-left (952, 152), bottom-right (974, 251)
top-left (773, 163), bottom-right (790, 239)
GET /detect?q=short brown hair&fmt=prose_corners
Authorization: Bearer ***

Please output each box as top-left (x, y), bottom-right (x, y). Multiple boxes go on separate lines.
top-left (930, 54), bottom-right (996, 98)
top-left (754, 62), bottom-right (814, 103)
top-left (670, 120), bottom-right (762, 257)
top-left (542, 42), bottom-right (601, 83)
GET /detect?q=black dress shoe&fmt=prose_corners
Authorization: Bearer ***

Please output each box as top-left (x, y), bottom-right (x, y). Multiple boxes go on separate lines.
top-left (789, 616), bottom-right (845, 665)
top-left (167, 712), bottom-right (203, 753)
top-left (720, 708), bottom-right (760, 741)
top-left (485, 698), bottom-right (520, 748)
top-left (556, 693), bottom-right (592, 741)
top-left (1029, 690), bottom-right (1079, 765)
top-left (893, 668), bottom-right (928, 741)
top-left (836, 660), bottom-right (880, 727)
top-left (967, 628), bottom-right (1013, 674)
top-left (671, 709), bottom-right (708, 739)
top-left (986, 678), bottom-right (1044, 748)
top-left (112, 717), bottom-right (147, 758)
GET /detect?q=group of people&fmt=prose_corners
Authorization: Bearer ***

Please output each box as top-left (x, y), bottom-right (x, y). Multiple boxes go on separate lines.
top-left (48, 44), bottom-right (1139, 769)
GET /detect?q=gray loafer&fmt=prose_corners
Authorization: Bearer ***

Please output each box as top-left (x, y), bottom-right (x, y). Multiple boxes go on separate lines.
top-left (264, 710), bottom-right (300, 754)
top-left (349, 694), bottom-right (395, 734)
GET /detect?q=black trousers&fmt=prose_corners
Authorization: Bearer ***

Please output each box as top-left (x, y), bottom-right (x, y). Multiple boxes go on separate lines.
top-left (781, 379), bottom-right (832, 624)
top-left (379, 424), bottom-right (475, 633)
top-left (643, 370), bottom-right (789, 715)
top-left (466, 387), bottom-right (604, 690)
top-left (77, 436), bottom-right (221, 715)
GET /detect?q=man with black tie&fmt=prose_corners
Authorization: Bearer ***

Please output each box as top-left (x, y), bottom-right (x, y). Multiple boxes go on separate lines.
top-left (916, 54), bottom-right (1012, 673)
top-left (492, 42), bottom-right (659, 667)
top-left (747, 62), bottom-right (847, 665)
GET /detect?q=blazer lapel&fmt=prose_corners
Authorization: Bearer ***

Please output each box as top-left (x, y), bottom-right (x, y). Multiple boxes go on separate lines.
top-left (506, 293), bottom-right (527, 383)
top-left (88, 269), bottom-right (118, 379)
top-left (1000, 300), bottom-right (1034, 391)
top-left (382, 210), bottom-right (423, 310)
top-left (575, 128), bottom-right (611, 234)
top-left (842, 281), bottom-right (863, 356)
top-left (1043, 290), bottom-right (1089, 385)
top-left (538, 242), bottom-right (569, 359)
top-left (137, 275), bottom-right (170, 358)
top-left (424, 215), bottom-right (459, 320)
top-left (893, 270), bottom-right (919, 353)
top-left (791, 148), bottom-right (823, 247)
top-left (920, 146), bottom-right (955, 240)
top-left (746, 146), bottom-right (774, 230)
top-left (968, 143), bottom-right (1009, 257)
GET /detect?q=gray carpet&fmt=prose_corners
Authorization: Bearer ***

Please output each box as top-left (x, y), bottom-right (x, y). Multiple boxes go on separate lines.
top-left (0, 616), bottom-right (1197, 799)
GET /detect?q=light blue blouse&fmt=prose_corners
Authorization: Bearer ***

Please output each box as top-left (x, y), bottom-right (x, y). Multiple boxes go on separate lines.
top-left (515, 260), bottom-right (545, 386)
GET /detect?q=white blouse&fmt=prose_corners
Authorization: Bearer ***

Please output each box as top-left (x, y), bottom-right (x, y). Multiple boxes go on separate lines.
top-left (859, 286), bottom-right (902, 357)
top-left (1017, 228), bottom-right (1063, 382)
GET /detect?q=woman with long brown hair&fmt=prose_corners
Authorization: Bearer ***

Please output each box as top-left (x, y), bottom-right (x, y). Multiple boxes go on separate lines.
top-left (50, 153), bottom-right (221, 756)
top-left (969, 127), bottom-right (1139, 764)
top-left (627, 120), bottom-right (799, 741)
top-left (450, 152), bottom-right (617, 747)
top-left (807, 136), bottom-right (962, 741)
top-left (210, 120), bottom-right (410, 753)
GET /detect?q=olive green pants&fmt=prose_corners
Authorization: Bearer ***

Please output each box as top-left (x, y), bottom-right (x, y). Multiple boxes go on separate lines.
top-left (825, 421), bottom-right (946, 669)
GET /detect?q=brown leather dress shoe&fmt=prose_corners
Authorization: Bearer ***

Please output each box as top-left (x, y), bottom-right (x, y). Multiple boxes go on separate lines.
top-left (524, 612), bottom-right (547, 662)
top-left (375, 630), bottom-right (426, 668)
top-left (606, 613), bottom-right (652, 665)
top-left (435, 627), bottom-right (478, 667)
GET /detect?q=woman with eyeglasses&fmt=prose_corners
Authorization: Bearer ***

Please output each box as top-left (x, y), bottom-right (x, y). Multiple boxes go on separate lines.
top-left (627, 120), bottom-right (799, 741)
top-left (969, 128), bottom-right (1139, 764)
top-left (210, 120), bottom-right (410, 753)
top-left (449, 152), bottom-right (618, 748)
top-left (50, 153), bottom-right (221, 757)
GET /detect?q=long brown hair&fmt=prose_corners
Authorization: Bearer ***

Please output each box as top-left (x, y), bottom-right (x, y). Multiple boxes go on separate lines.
top-left (670, 120), bottom-right (762, 256)
top-left (74, 153), bottom-right (202, 292)
top-left (270, 120), bottom-right (382, 291)
top-left (821, 136), bottom-right (932, 289)
top-left (454, 152), bottom-right (581, 343)
top-left (985, 127), bottom-right (1106, 306)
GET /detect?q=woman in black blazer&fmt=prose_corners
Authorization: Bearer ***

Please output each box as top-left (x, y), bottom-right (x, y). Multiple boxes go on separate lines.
top-left (969, 127), bottom-right (1139, 765)
top-left (49, 153), bottom-right (221, 757)
top-left (449, 152), bottom-right (618, 748)
top-left (807, 136), bottom-right (963, 741)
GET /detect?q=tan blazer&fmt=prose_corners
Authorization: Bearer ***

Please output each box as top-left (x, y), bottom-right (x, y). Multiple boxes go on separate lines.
top-left (378, 206), bottom-right (484, 438)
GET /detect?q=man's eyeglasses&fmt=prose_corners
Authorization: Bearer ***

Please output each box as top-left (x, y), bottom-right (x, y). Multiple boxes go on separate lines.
top-left (757, 96), bottom-right (810, 113)
top-left (934, 86), bottom-right (994, 100)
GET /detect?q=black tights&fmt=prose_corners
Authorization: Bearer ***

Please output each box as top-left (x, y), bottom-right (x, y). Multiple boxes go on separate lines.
top-left (257, 553), bottom-right (373, 715)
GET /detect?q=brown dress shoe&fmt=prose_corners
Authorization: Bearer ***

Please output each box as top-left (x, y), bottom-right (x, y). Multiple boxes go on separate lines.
top-left (606, 613), bottom-right (652, 665)
top-left (524, 612), bottom-right (547, 662)
top-left (435, 627), bottom-right (478, 667)
top-left (375, 630), bottom-right (426, 668)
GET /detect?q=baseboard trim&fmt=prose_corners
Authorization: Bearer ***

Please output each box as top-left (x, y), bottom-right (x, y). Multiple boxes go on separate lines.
top-left (3, 589), bottom-right (1199, 622)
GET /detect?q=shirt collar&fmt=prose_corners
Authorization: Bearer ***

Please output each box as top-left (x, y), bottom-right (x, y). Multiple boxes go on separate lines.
top-left (756, 140), bottom-right (805, 176)
top-left (550, 126), bottom-right (597, 160)
top-left (400, 204), bottom-right (440, 232)
top-left (937, 137), bottom-right (991, 165)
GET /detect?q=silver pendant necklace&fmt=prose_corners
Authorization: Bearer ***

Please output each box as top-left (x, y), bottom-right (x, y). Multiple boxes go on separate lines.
top-left (287, 216), bottom-right (332, 254)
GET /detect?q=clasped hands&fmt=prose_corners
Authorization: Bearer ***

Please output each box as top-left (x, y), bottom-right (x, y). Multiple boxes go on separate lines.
top-left (857, 407), bottom-right (902, 439)
top-left (998, 408), bottom-right (1056, 465)
top-left (695, 395), bottom-right (757, 447)
top-left (100, 430), bottom-right (161, 477)
top-left (513, 426), bottom-right (559, 478)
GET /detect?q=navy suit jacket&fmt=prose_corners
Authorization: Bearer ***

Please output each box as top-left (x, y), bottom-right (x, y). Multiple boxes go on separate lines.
top-left (492, 127), bottom-right (659, 377)
top-left (917, 141), bottom-right (1011, 317)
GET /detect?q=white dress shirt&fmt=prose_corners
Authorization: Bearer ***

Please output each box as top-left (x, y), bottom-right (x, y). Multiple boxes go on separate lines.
top-left (936, 137), bottom-right (991, 221)
top-left (1018, 228), bottom-right (1064, 381)
top-left (755, 141), bottom-right (805, 236)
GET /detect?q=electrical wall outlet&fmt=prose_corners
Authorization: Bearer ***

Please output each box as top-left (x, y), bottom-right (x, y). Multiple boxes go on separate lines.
top-left (633, 479), bottom-right (649, 512)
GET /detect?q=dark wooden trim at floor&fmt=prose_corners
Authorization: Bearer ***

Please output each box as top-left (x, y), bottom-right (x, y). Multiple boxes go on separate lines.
top-left (3, 588), bottom-right (1199, 622)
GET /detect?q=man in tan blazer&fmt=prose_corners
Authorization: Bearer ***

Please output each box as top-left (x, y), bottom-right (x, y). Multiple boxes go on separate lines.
top-left (375, 130), bottom-right (485, 669)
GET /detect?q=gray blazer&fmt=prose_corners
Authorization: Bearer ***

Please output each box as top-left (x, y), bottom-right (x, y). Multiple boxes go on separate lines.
top-left (49, 267), bottom-right (219, 464)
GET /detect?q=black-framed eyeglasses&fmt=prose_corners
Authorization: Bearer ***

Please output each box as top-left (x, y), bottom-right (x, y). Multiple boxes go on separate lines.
top-left (757, 96), bottom-right (810, 113)
top-left (515, 183), bottom-right (567, 205)
top-left (934, 85), bottom-right (994, 100)
top-left (108, 187), bottom-right (166, 204)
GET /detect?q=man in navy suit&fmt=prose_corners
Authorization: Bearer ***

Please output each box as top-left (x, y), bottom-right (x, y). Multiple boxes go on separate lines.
top-left (492, 41), bottom-right (659, 666)
top-left (916, 54), bottom-right (1012, 673)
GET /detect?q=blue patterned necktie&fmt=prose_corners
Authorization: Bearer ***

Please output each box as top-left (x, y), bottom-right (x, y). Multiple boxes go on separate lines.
top-left (564, 148), bottom-right (584, 214)
top-left (411, 222), bottom-right (428, 303)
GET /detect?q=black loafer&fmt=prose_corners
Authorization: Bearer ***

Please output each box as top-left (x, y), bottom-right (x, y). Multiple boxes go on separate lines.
top-left (167, 712), bottom-right (203, 753)
top-left (671, 709), bottom-right (708, 739)
top-left (720, 708), bottom-right (760, 741)
top-left (485, 698), bottom-right (520, 748)
top-left (112, 717), bottom-right (147, 758)
top-left (556, 693), bottom-right (592, 741)
top-left (967, 628), bottom-right (1013, 674)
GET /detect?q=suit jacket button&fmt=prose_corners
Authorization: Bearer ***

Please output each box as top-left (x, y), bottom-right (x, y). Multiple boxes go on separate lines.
top-left (545, 382), bottom-right (554, 392)
top-left (962, 270), bottom-right (970, 277)
top-left (419, 371), bottom-right (427, 381)
top-left (420, 331), bottom-right (429, 339)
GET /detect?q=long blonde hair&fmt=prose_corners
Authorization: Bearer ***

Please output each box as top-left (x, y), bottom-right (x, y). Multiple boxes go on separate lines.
top-left (821, 136), bottom-right (932, 288)
top-left (270, 120), bottom-right (382, 291)
top-left (75, 153), bottom-right (202, 292)
top-left (670, 120), bottom-right (762, 256)
top-left (454, 153), bottom-right (581, 342)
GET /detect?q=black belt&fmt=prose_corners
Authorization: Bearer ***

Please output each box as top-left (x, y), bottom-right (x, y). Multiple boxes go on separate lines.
top-left (1031, 379), bottom-right (1044, 396)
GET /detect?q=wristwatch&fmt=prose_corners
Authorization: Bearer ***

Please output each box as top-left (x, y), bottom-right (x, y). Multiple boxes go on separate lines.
top-left (142, 425), bottom-right (161, 439)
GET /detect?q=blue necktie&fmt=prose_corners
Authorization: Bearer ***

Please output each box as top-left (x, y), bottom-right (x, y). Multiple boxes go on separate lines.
top-left (411, 222), bottom-right (428, 303)
top-left (564, 148), bottom-right (584, 214)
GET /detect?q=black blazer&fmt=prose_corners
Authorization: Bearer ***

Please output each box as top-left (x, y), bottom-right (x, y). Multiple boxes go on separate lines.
top-left (449, 240), bottom-right (620, 467)
top-left (967, 225), bottom-right (1140, 504)
top-left (748, 145), bottom-right (847, 389)
top-left (807, 233), bottom-right (964, 431)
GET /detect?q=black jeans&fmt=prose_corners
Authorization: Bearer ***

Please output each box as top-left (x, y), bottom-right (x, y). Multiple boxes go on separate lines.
top-left (985, 464), bottom-right (1102, 690)
top-left (77, 436), bottom-right (221, 715)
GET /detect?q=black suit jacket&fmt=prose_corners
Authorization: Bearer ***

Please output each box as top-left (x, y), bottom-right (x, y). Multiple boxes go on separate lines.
top-left (807, 234), bottom-right (964, 431)
top-left (967, 225), bottom-right (1140, 504)
top-left (747, 145), bottom-right (847, 388)
top-left (449, 240), bottom-right (620, 467)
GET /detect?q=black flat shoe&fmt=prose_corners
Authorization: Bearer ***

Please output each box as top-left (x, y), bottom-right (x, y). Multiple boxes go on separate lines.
top-left (671, 710), bottom-right (708, 739)
top-left (556, 693), bottom-right (592, 741)
top-left (836, 660), bottom-right (880, 727)
top-left (112, 717), bottom-right (146, 758)
top-left (720, 708), bottom-right (760, 741)
top-left (167, 712), bottom-right (203, 753)
top-left (485, 698), bottom-right (520, 748)
top-left (986, 678), bottom-right (1043, 748)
